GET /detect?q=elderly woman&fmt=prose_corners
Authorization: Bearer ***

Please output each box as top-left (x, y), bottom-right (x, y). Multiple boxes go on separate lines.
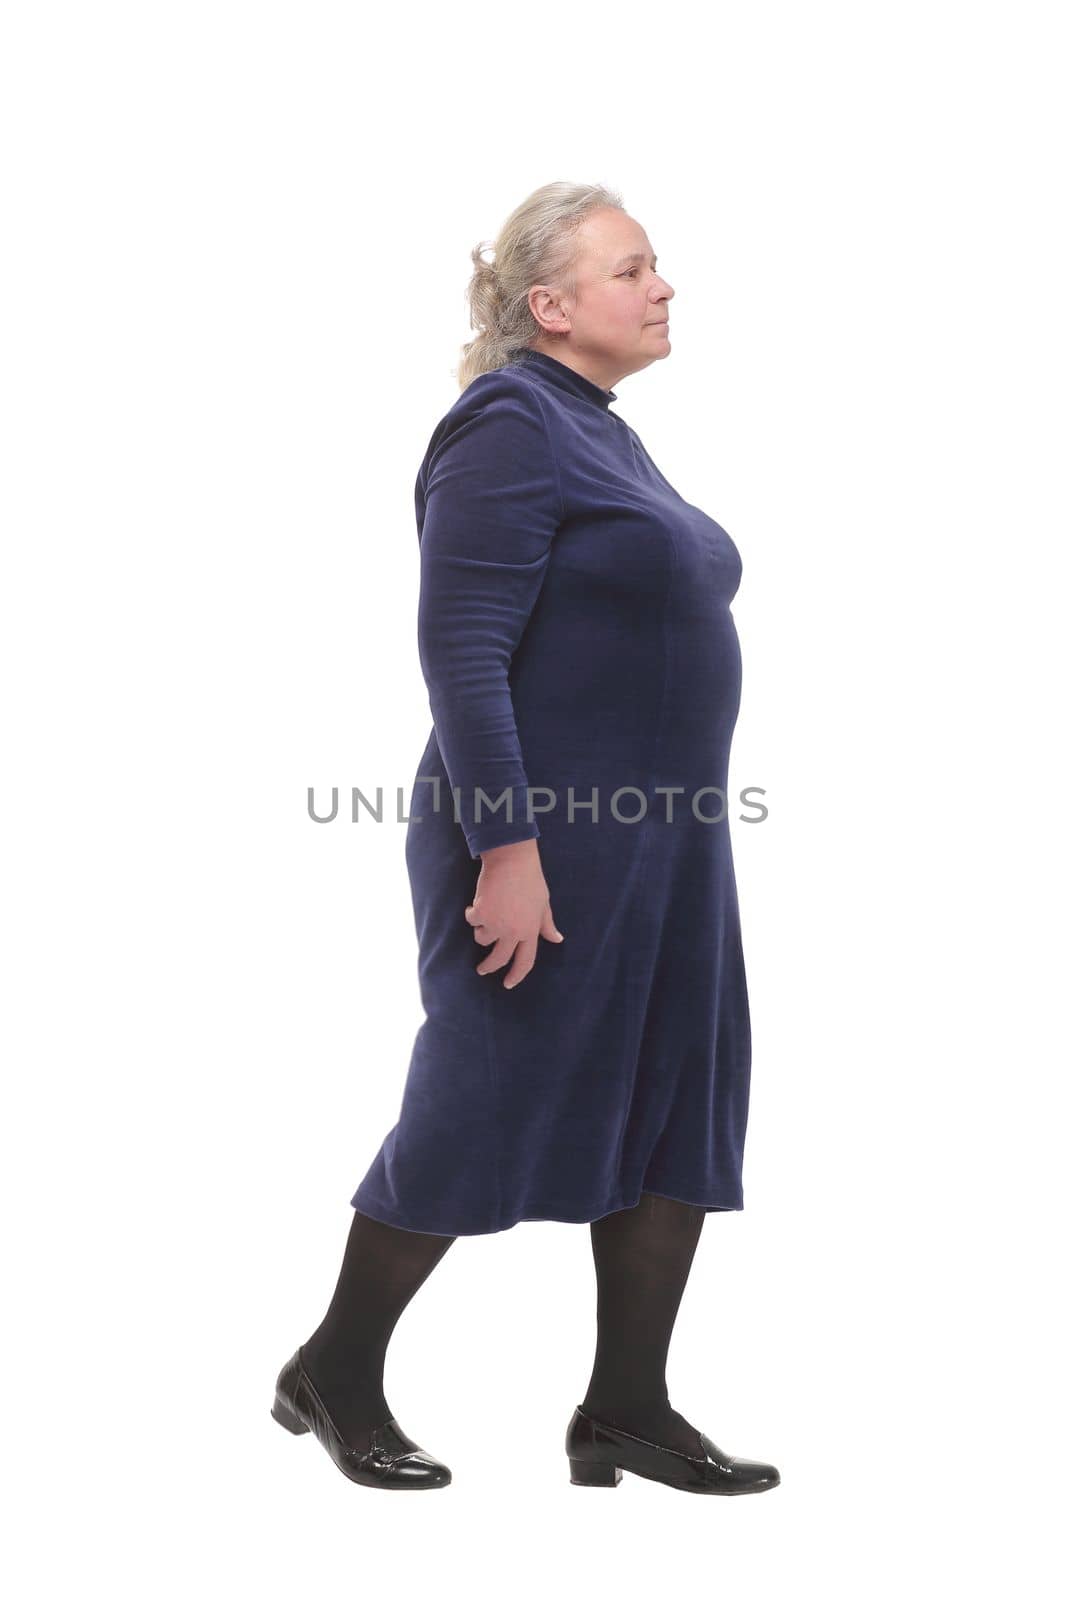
top-left (272, 181), bottom-right (779, 1497)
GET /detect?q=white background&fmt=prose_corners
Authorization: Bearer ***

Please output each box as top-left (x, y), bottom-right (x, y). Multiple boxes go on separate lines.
top-left (2, 1), bottom-right (1064, 1593)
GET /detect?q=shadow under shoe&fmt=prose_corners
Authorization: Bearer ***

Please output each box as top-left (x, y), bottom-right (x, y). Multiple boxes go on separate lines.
top-left (565, 1404), bottom-right (780, 1494)
top-left (272, 1346), bottom-right (452, 1490)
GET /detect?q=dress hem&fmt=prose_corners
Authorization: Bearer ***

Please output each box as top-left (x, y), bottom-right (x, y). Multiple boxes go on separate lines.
top-left (348, 1182), bottom-right (743, 1238)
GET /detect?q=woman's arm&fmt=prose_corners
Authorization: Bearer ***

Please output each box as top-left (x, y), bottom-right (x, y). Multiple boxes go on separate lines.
top-left (416, 371), bottom-right (563, 860)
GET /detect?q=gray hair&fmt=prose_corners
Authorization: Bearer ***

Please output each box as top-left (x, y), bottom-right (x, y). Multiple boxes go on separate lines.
top-left (456, 180), bottom-right (625, 390)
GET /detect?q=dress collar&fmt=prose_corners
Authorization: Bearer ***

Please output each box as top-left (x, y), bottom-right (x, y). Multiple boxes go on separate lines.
top-left (509, 348), bottom-right (618, 411)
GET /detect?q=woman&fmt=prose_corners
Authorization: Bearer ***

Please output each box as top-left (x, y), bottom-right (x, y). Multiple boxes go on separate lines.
top-left (272, 181), bottom-right (780, 1496)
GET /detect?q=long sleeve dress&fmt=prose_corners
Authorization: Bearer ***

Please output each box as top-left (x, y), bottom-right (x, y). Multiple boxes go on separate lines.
top-left (349, 347), bottom-right (752, 1236)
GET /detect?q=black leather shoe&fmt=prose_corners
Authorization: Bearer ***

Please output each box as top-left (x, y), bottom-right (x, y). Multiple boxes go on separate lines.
top-left (565, 1405), bottom-right (780, 1494)
top-left (271, 1347), bottom-right (452, 1490)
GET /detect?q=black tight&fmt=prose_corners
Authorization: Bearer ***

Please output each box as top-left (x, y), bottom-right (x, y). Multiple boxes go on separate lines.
top-left (582, 1189), bottom-right (707, 1456)
top-left (300, 1209), bottom-right (456, 1452)
top-left (299, 1190), bottom-right (707, 1456)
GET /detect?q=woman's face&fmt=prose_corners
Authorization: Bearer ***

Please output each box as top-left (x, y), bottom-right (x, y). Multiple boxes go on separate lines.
top-left (528, 207), bottom-right (674, 384)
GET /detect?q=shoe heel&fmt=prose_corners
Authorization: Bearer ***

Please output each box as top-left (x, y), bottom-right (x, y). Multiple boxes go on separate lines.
top-left (271, 1398), bottom-right (310, 1435)
top-left (569, 1457), bottom-right (622, 1487)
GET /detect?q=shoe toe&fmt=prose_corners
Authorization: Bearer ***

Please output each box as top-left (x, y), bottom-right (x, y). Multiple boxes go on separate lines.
top-left (731, 1454), bottom-right (780, 1489)
top-left (390, 1452), bottom-right (452, 1487)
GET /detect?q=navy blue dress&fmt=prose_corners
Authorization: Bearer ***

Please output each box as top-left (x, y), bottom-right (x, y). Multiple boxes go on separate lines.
top-left (351, 348), bottom-right (751, 1236)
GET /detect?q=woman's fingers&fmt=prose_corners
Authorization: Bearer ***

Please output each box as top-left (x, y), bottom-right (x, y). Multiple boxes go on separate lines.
top-left (475, 933), bottom-right (537, 987)
top-left (474, 929), bottom-right (556, 988)
top-left (501, 941), bottom-right (537, 990)
top-left (475, 935), bottom-right (519, 977)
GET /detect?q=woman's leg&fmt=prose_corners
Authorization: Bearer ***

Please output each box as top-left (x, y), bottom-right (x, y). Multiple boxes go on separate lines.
top-left (582, 1189), bottom-right (708, 1456)
top-left (300, 1208), bottom-right (456, 1452)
